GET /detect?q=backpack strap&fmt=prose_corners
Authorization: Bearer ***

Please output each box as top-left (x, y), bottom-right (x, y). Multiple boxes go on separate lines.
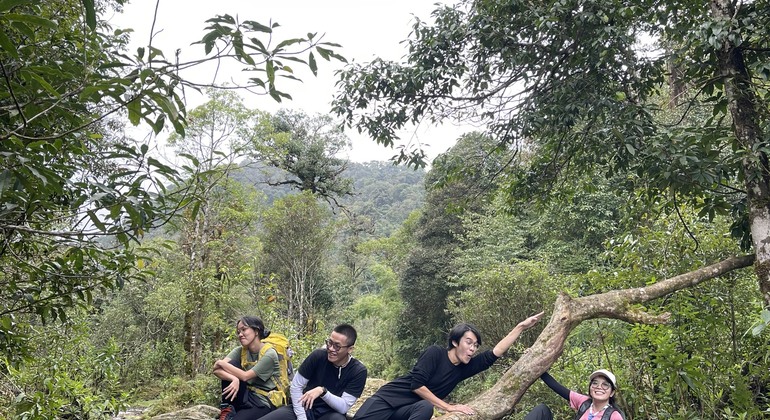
top-left (601, 406), bottom-right (615, 420)
top-left (575, 399), bottom-right (592, 420)
top-left (604, 405), bottom-right (626, 420)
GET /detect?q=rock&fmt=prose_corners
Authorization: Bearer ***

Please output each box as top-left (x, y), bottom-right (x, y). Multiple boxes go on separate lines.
top-left (348, 378), bottom-right (387, 418)
top-left (133, 378), bottom-right (389, 420)
top-left (147, 404), bottom-right (220, 420)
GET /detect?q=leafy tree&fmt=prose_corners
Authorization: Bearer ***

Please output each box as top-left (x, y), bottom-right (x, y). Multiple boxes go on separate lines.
top-left (0, 0), bottom-right (343, 359)
top-left (396, 132), bottom-right (513, 363)
top-left (164, 90), bottom-right (265, 376)
top-left (259, 191), bottom-right (336, 332)
top-left (248, 109), bottom-right (353, 204)
top-left (332, 0), bottom-right (770, 308)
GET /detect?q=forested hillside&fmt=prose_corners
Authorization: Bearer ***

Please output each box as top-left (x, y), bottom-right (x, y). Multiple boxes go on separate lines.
top-left (2, 1), bottom-right (770, 420)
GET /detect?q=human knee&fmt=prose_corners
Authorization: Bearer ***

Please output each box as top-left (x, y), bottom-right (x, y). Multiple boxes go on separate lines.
top-left (409, 400), bottom-right (435, 420)
top-left (523, 403), bottom-right (553, 420)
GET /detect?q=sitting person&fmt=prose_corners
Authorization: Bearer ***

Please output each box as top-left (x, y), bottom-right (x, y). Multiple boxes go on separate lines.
top-left (524, 369), bottom-right (625, 420)
top-left (213, 316), bottom-right (281, 420)
top-left (259, 323), bottom-right (368, 420)
top-left (353, 313), bottom-right (544, 420)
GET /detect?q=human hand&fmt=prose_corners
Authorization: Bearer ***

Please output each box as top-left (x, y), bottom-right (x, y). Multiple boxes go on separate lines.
top-left (299, 386), bottom-right (324, 409)
top-left (449, 404), bottom-right (475, 415)
top-left (517, 311), bottom-right (545, 330)
top-left (222, 379), bottom-right (239, 401)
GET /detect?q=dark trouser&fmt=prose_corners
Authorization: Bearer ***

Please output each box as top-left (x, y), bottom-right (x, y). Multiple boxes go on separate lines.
top-left (221, 359), bottom-right (273, 420)
top-left (353, 396), bottom-right (434, 420)
top-left (523, 404), bottom-right (553, 420)
top-left (260, 405), bottom-right (347, 420)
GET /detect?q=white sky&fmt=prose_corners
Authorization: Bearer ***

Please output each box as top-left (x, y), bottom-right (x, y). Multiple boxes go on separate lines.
top-left (110, 0), bottom-right (474, 163)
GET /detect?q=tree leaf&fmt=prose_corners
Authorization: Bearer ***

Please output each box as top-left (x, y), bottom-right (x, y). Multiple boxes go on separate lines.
top-left (0, 29), bottom-right (18, 59)
top-left (6, 13), bottom-right (57, 30)
top-left (308, 52), bottom-right (317, 76)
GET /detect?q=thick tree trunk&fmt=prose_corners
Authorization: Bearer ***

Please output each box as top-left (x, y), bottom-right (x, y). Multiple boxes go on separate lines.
top-left (436, 255), bottom-right (754, 420)
top-left (710, 0), bottom-right (770, 307)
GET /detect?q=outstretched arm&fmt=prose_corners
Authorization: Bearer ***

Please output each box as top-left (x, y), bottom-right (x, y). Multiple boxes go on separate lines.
top-left (492, 312), bottom-right (544, 357)
top-left (540, 371), bottom-right (570, 401)
top-left (413, 386), bottom-right (475, 415)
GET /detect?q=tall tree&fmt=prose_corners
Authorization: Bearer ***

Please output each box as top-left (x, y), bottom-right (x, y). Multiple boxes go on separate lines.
top-left (260, 191), bottom-right (335, 332)
top-left (397, 132), bottom-right (511, 363)
top-left (249, 109), bottom-right (353, 204)
top-left (166, 90), bottom-right (262, 376)
top-left (332, 0), bottom-right (770, 306)
top-left (0, 0), bottom-right (343, 357)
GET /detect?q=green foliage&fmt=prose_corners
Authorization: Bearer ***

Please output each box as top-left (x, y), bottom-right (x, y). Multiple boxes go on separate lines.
top-left (1, 0), bottom-right (344, 364)
top-left (397, 132), bottom-right (510, 364)
top-left (248, 109), bottom-right (354, 203)
top-left (341, 162), bottom-right (425, 237)
top-left (449, 260), bottom-right (555, 348)
top-left (346, 262), bottom-right (404, 378)
top-left (596, 210), bottom-right (769, 418)
top-left (141, 375), bottom-right (219, 417)
top-left (1, 313), bottom-right (128, 419)
top-left (260, 191), bottom-right (336, 330)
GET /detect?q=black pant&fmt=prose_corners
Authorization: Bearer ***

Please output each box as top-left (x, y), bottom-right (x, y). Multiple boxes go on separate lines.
top-left (523, 404), bottom-right (554, 420)
top-left (260, 405), bottom-right (347, 420)
top-left (221, 359), bottom-right (273, 420)
top-left (353, 396), bottom-right (434, 420)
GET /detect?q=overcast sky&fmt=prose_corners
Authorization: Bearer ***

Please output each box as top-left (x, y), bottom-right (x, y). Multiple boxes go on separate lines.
top-left (110, 0), bottom-right (472, 163)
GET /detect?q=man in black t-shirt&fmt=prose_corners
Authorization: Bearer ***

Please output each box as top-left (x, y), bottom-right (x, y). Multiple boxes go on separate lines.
top-left (260, 324), bottom-right (368, 420)
top-left (354, 313), bottom-right (543, 420)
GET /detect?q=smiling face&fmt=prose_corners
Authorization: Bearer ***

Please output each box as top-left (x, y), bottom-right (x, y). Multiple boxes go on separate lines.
top-left (589, 375), bottom-right (616, 404)
top-left (325, 331), bottom-right (353, 365)
top-left (451, 331), bottom-right (480, 365)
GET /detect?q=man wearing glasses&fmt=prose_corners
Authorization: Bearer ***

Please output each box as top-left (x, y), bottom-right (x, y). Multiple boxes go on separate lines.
top-left (260, 324), bottom-right (368, 420)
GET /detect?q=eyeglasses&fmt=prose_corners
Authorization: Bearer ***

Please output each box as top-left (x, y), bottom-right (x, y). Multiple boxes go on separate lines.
top-left (590, 379), bottom-right (612, 390)
top-left (325, 338), bottom-right (351, 351)
top-left (463, 339), bottom-right (479, 350)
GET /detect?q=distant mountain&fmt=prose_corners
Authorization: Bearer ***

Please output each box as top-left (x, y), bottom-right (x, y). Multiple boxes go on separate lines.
top-left (233, 160), bottom-right (425, 237)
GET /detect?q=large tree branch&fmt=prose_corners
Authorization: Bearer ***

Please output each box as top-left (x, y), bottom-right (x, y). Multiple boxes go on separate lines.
top-left (439, 254), bottom-right (755, 420)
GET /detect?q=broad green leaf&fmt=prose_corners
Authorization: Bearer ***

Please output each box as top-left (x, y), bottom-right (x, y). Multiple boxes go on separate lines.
top-left (5, 13), bottom-right (57, 30)
top-left (243, 20), bottom-right (272, 32)
top-left (308, 52), bottom-right (318, 76)
top-left (82, 0), bottom-right (96, 30)
top-left (266, 60), bottom-right (275, 83)
top-left (0, 0), bottom-right (33, 12)
top-left (275, 38), bottom-right (303, 50)
top-left (29, 73), bottom-right (59, 96)
top-left (0, 29), bottom-right (18, 59)
top-left (127, 98), bottom-right (141, 125)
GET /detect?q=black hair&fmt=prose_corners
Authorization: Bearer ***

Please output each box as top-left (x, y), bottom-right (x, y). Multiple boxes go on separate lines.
top-left (333, 323), bottom-right (357, 346)
top-left (446, 323), bottom-right (482, 350)
top-left (237, 316), bottom-right (270, 339)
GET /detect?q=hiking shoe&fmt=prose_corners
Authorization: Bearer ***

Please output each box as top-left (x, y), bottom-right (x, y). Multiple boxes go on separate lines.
top-left (218, 404), bottom-right (235, 420)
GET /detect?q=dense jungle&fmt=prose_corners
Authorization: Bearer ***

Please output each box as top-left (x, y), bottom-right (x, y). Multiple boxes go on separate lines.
top-left (1, 0), bottom-right (769, 419)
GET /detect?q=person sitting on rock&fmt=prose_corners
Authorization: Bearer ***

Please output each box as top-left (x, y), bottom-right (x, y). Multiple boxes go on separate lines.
top-left (259, 323), bottom-right (368, 420)
top-left (213, 316), bottom-right (280, 420)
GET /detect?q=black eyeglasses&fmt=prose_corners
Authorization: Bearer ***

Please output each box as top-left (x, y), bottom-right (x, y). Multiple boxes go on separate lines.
top-left (590, 379), bottom-right (612, 390)
top-left (325, 338), bottom-right (351, 351)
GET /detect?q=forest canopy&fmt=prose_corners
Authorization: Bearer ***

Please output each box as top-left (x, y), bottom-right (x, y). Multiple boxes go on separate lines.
top-left (2, 0), bottom-right (769, 419)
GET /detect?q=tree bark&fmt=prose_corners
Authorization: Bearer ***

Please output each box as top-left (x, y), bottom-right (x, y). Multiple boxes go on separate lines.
top-left (709, 0), bottom-right (770, 308)
top-left (437, 254), bottom-right (754, 420)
